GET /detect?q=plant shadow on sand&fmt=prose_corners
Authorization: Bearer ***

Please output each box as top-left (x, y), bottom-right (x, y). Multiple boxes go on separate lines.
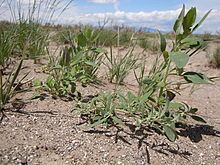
top-left (178, 124), bottom-right (220, 143)
top-left (82, 122), bottom-right (220, 163)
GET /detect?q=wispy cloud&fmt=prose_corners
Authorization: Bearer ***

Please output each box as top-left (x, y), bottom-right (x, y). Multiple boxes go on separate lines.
top-left (60, 8), bottom-right (181, 31)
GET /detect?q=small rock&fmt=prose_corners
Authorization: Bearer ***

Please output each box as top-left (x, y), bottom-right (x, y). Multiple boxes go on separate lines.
top-left (200, 153), bottom-right (204, 157)
top-left (21, 158), bottom-right (28, 165)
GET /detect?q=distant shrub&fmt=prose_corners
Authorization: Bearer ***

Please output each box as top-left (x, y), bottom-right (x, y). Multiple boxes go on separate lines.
top-left (138, 38), bottom-right (159, 52)
top-left (211, 46), bottom-right (220, 68)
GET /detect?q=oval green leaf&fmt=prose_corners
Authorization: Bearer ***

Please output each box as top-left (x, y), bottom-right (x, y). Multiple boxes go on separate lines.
top-left (158, 31), bottom-right (166, 52)
top-left (170, 51), bottom-right (189, 68)
top-left (163, 125), bottom-right (177, 142)
top-left (191, 115), bottom-right (206, 123)
top-left (183, 72), bottom-right (211, 84)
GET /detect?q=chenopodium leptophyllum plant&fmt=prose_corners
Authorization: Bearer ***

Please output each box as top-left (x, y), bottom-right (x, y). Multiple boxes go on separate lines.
top-left (77, 5), bottom-right (213, 142)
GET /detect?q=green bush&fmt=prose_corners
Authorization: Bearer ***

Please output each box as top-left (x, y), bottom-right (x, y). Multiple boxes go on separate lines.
top-left (43, 28), bottom-right (105, 97)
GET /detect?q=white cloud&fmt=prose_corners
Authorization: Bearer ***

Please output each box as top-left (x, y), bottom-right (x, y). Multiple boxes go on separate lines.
top-left (89, 0), bottom-right (118, 4)
top-left (57, 7), bottom-right (220, 33)
top-left (60, 9), bottom-right (181, 31)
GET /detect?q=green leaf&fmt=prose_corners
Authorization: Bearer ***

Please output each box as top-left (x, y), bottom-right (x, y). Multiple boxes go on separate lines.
top-left (183, 7), bottom-right (197, 33)
top-left (158, 31), bottom-right (166, 52)
top-left (112, 116), bottom-right (125, 126)
top-left (33, 79), bottom-right (42, 87)
top-left (189, 108), bottom-right (198, 114)
top-left (170, 51), bottom-right (189, 68)
top-left (31, 92), bottom-right (42, 100)
top-left (191, 115), bottom-right (206, 123)
top-left (163, 51), bottom-right (169, 61)
top-left (180, 37), bottom-right (203, 49)
top-left (193, 9), bottom-right (212, 32)
top-left (169, 102), bottom-right (184, 110)
top-left (163, 125), bottom-right (177, 142)
top-left (85, 61), bottom-right (97, 67)
top-left (89, 116), bottom-right (109, 128)
top-left (173, 4), bottom-right (185, 34)
top-left (77, 33), bottom-right (87, 47)
top-left (183, 72), bottom-right (211, 84)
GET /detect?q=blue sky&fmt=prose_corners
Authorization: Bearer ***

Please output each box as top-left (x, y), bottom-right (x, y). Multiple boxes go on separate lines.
top-left (0, 0), bottom-right (220, 33)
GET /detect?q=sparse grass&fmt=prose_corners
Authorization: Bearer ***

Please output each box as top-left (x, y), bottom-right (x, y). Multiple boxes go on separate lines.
top-left (13, 21), bottom-right (49, 62)
top-left (0, 28), bottom-right (15, 69)
top-left (0, 60), bottom-right (24, 114)
top-left (104, 45), bottom-right (138, 85)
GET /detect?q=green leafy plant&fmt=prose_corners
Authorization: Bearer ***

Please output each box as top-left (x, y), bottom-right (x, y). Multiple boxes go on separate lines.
top-left (43, 29), bottom-right (105, 97)
top-left (78, 92), bottom-right (123, 128)
top-left (104, 45), bottom-right (138, 85)
top-left (62, 28), bottom-right (104, 85)
top-left (77, 5), bottom-right (213, 142)
top-left (41, 47), bottom-right (77, 97)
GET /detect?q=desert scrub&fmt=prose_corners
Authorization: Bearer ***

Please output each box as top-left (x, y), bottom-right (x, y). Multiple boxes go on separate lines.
top-left (41, 28), bottom-right (105, 98)
top-left (77, 5), bottom-right (213, 142)
top-left (211, 46), bottom-right (220, 68)
top-left (104, 44), bottom-right (138, 85)
top-left (138, 37), bottom-right (160, 52)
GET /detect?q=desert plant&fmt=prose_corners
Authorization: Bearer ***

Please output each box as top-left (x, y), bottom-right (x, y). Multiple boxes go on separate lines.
top-left (77, 5), bottom-right (213, 142)
top-left (65, 28), bottom-right (104, 85)
top-left (13, 21), bottom-right (49, 62)
top-left (43, 32), bottom-right (105, 97)
top-left (3, 0), bottom-right (73, 61)
top-left (211, 46), bottom-right (220, 68)
top-left (0, 60), bottom-right (24, 116)
top-left (138, 37), bottom-right (160, 52)
top-left (0, 29), bottom-right (15, 69)
top-left (104, 44), bottom-right (138, 85)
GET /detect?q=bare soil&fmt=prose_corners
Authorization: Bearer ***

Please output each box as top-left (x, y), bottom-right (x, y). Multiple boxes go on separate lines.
top-left (0, 46), bottom-right (220, 165)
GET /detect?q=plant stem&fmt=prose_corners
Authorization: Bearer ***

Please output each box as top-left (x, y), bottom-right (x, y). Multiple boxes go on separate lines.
top-left (0, 67), bottom-right (3, 110)
top-left (158, 60), bottom-right (171, 105)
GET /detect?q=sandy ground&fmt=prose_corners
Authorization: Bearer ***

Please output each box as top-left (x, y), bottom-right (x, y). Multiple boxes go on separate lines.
top-left (0, 45), bottom-right (220, 165)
